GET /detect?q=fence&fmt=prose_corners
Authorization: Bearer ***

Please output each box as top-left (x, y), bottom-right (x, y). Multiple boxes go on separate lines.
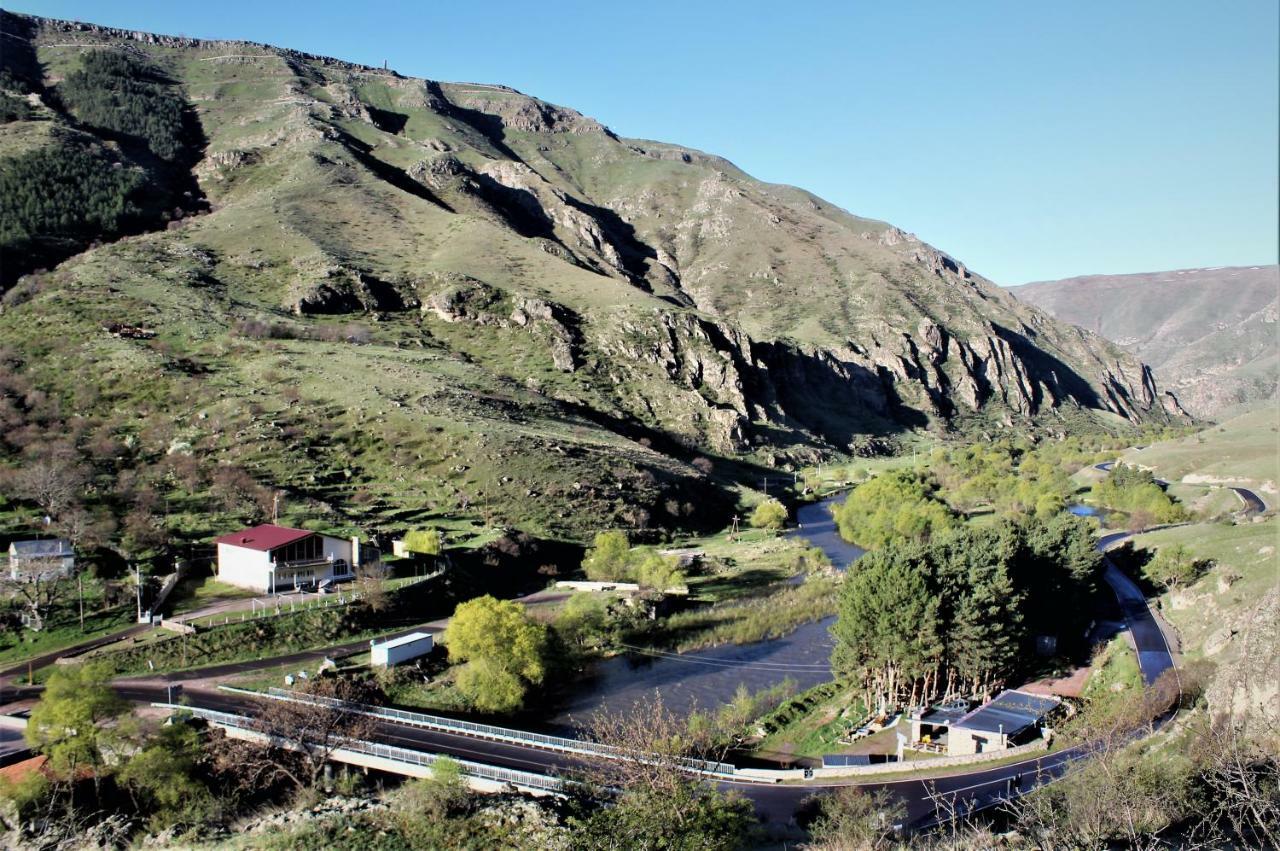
top-left (222, 686), bottom-right (736, 777)
top-left (153, 703), bottom-right (564, 792)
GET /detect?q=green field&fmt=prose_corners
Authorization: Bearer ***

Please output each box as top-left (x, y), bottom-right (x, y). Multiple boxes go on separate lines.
top-left (1122, 409), bottom-right (1279, 507)
top-left (1130, 517), bottom-right (1278, 663)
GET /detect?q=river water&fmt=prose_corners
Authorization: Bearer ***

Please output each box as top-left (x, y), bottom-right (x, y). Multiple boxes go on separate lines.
top-left (546, 493), bottom-right (862, 732)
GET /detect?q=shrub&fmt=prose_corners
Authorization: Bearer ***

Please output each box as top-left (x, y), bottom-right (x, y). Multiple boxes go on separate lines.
top-left (750, 498), bottom-right (787, 531)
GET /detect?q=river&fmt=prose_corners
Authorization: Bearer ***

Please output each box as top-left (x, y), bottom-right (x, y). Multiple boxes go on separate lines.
top-left (546, 493), bottom-right (862, 732)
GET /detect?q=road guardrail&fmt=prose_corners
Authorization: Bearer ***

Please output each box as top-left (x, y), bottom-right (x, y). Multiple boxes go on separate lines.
top-left (241, 686), bottom-right (737, 776)
top-left (153, 702), bottom-right (564, 792)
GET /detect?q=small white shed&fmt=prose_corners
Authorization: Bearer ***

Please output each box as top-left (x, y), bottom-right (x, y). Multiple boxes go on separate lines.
top-left (370, 631), bottom-right (434, 667)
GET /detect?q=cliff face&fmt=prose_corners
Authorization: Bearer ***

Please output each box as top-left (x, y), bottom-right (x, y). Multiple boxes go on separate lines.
top-left (0, 12), bottom-right (1181, 536)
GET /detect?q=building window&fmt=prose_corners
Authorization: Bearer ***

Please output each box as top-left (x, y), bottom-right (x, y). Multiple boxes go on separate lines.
top-left (271, 535), bottom-right (322, 565)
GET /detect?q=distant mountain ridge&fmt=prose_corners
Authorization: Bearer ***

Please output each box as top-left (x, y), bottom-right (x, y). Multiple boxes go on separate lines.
top-left (0, 11), bottom-right (1182, 538)
top-left (1010, 266), bottom-right (1278, 418)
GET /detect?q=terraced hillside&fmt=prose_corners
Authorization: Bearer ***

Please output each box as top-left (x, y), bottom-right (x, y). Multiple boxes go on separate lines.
top-left (0, 12), bottom-right (1181, 544)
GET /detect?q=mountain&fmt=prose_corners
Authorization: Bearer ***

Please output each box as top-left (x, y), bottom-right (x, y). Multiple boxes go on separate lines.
top-left (1011, 267), bottom-right (1279, 418)
top-left (0, 11), bottom-right (1180, 542)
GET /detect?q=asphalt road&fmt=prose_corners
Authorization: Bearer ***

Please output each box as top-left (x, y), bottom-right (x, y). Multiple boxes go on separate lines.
top-left (1230, 486), bottom-right (1267, 513)
top-left (116, 681), bottom-right (1084, 829)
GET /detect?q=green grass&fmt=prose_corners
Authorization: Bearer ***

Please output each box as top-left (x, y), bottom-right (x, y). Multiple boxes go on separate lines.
top-left (754, 682), bottom-right (865, 759)
top-left (1129, 517), bottom-right (1278, 661)
top-left (0, 603), bottom-right (134, 669)
top-left (1122, 409), bottom-right (1279, 507)
top-left (652, 576), bottom-right (840, 653)
top-left (1082, 634), bottom-right (1143, 707)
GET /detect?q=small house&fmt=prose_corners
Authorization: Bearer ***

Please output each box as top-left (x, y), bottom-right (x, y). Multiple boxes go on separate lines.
top-left (8, 539), bottom-right (75, 581)
top-left (946, 690), bottom-right (1061, 756)
top-left (214, 524), bottom-right (377, 593)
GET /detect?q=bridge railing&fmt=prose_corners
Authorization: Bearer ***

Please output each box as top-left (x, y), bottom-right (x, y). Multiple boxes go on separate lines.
top-left (153, 703), bottom-right (564, 792)
top-left (225, 686), bottom-right (738, 776)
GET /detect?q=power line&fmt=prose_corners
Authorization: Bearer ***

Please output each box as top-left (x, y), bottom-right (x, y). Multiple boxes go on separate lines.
top-left (617, 643), bottom-right (831, 671)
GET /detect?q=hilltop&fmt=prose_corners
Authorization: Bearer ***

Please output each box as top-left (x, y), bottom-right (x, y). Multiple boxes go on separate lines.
top-left (0, 11), bottom-right (1180, 544)
top-left (1011, 266), bottom-right (1278, 419)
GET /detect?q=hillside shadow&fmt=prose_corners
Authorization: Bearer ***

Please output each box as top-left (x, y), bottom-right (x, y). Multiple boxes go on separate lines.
top-left (425, 81), bottom-right (661, 288)
top-left (330, 127), bottom-right (455, 212)
top-left (748, 340), bottom-right (926, 446)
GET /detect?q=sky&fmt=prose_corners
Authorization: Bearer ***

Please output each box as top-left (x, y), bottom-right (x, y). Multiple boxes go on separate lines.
top-left (11, 1), bottom-right (1279, 284)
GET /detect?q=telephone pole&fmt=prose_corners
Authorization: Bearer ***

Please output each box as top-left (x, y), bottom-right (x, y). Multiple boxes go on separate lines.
top-left (134, 563), bottom-right (143, 623)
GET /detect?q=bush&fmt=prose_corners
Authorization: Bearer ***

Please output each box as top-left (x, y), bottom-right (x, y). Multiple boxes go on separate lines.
top-left (0, 91), bottom-right (31, 123)
top-left (750, 499), bottom-right (787, 532)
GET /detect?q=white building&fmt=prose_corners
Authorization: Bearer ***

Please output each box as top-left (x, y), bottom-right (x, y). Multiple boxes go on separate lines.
top-left (8, 539), bottom-right (75, 581)
top-left (214, 524), bottom-right (373, 593)
top-left (370, 632), bottom-right (434, 667)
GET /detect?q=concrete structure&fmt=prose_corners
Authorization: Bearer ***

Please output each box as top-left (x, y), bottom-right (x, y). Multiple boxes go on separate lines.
top-left (7, 539), bottom-right (75, 580)
top-left (214, 524), bottom-right (375, 593)
top-left (945, 691), bottom-right (1060, 756)
top-left (909, 691), bottom-right (1061, 756)
top-left (370, 631), bottom-right (434, 667)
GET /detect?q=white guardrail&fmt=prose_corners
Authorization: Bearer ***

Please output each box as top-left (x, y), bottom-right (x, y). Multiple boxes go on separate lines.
top-left (223, 686), bottom-right (737, 777)
top-left (152, 703), bottom-right (565, 792)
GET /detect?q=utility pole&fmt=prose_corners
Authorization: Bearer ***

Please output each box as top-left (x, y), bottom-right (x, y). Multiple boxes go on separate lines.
top-left (78, 574), bottom-right (84, 631)
top-left (134, 563), bottom-right (143, 623)
top-left (272, 491), bottom-right (281, 523)
top-left (761, 477), bottom-right (768, 496)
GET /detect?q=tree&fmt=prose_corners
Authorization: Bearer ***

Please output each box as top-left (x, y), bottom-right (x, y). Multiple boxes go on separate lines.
top-left (1144, 544), bottom-right (1209, 591)
top-left (26, 662), bottom-right (128, 798)
top-left (209, 677), bottom-right (379, 793)
top-left (831, 546), bottom-right (941, 713)
top-left (354, 562), bottom-right (391, 613)
top-left (555, 592), bottom-right (612, 651)
top-left (633, 551), bottom-right (685, 592)
top-left (10, 447), bottom-right (87, 520)
top-left (574, 693), bottom-right (755, 850)
top-left (750, 499), bottom-right (787, 533)
top-left (832, 471), bottom-right (956, 549)
top-left (402, 528), bottom-right (441, 557)
top-left (805, 786), bottom-right (906, 851)
top-left (6, 556), bottom-right (72, 632)
top-left (117, 720), bottom-right (214, 830)
top-left (444, 595), bottom-right (548, 712)
top-left (583, 531), bottom-right (633, 582)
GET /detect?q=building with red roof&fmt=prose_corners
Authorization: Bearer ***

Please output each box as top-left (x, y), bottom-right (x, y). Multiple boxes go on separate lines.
top-left (215, 524), bottom-right (375, 592)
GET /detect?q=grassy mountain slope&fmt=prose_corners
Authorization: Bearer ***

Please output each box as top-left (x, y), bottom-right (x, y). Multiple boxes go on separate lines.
top-left (1011, 266), bottom-right (1279, 418)
top-left (0, 11), bottom-right (1179, 548)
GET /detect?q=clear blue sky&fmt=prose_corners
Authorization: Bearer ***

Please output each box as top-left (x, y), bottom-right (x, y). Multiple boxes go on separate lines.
top-left (12, 1), bottom-right (1279, 283)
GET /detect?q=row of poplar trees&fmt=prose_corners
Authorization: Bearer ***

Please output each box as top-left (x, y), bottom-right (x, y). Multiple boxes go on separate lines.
top-left (831, 513), bottom-right (1100, 716)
